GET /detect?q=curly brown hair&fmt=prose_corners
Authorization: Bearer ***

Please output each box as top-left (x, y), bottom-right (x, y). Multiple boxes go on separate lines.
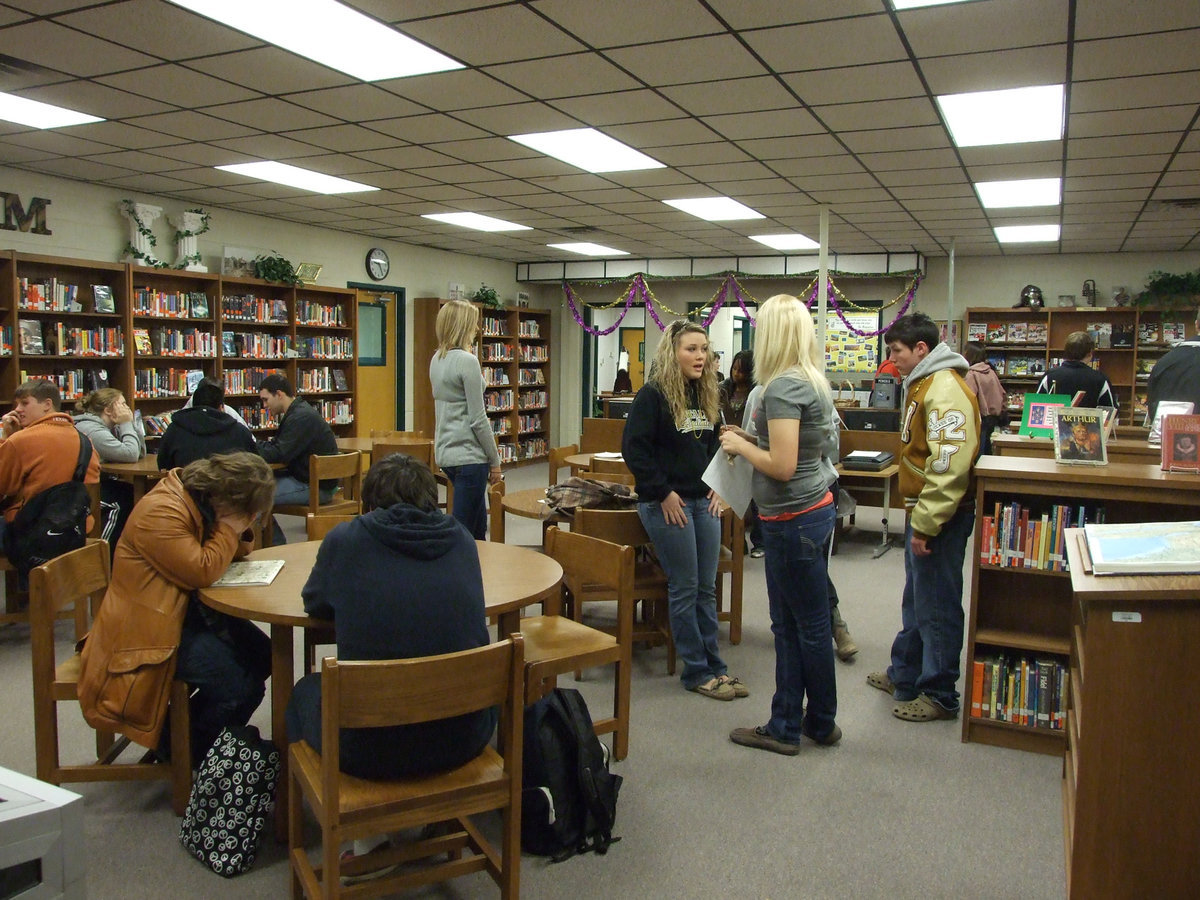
top-left (179, 451), bottom-right (276, 517)
top-left (76, 388), bottom-right (125, 416)
top-left (650, 320), bottom-right (720, 428)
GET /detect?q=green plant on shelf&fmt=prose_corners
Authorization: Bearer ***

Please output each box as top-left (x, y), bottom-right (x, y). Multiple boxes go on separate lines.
top-left (1135, 268), bottom-right (1200, 309)
top-left (253, 252), bottom-right (302, 284)
top-left (472, 283), bottom-right (502, 308)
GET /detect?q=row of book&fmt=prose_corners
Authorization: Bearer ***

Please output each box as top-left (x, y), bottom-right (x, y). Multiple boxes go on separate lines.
top-left (228, 405), bottom-right (281, 429)
top-left (18, 277), bottom-right (82, 311)
top-left (481, 341), bottom-right (513, 362)
top-left (980, 501), bottom-right (1106, 571)
top-left (0, 325), bottom-right (12, 355)
top-left (295, 301), bottom-right (346, 327)
top-left (133, 367), bottom-right (201, 398)
top-left (519, 437), bottom-right (548, 459)
top-left (969, 321), bottom-right (1048, 344)
top-left (1085, 322), bottom-right (1134, 348)
top-left (970, 654), bottom-right (1068, 729)
top-left (517, 319), bottom-right (541, 338)
top-left (987, 354), bottom-right (1046, 376)
top-left (482, 315), bottom-right (509, 337)
top-left (520, 345), bottom-right (549, 362)
top-left (133, 289), bottom-right (208, 318)
top-left (295, 367), bottom-right (349, 393)
top-left (222, 367), bottom-right (284, 395)
top-left (519, 413), bottom-right (544, 434)
top-left (142, 410), bottom-right (173, 436)
top-left (1138, 321), bottom-right (1189, 344)
top-left (491, 417), bottom-right (512, 437)
top-left (295, 336), bottom-right (353, 359)
top-left (519, 390), bottom-right (548, 410)
top-left (221, 332), bottom-right (291, 359)
top-left (518, 367), bottom-right (546, 385)
top-left (311, 398), bottom-right (353, 426)
top-left (221, 295), bottom-right (289, 323)
top-left (17, 368), bottom-right (101, 400)
top-left (19, 320), bottom-right (123, 356)
top-left (484, 389), bottom-right (514, 412)
top-left (484, 366), bottom-right (510, 386)
top-left (133, 327), bottom-right (217, 357)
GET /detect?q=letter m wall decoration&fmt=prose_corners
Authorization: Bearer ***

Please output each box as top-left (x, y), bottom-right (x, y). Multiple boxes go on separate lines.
top-left (1, 192), bottom-right (52, 235)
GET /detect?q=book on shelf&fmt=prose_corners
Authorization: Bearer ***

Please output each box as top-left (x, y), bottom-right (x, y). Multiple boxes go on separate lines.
top-left (211, 558), bottom-right (285, 587)
top-left (1138, 321), bottom-right (1160, 344)
top-left (967, 322), bottom-right (987, 343)
top-left (92, 284), bottom-right (115, 313)
top-left (980, 499), bottom-right (1104, 571)
top-left (986, 352), bottom-right (1005, 375)
top-left (970, 652), bottom-right (1066, 729)
top-left (986, 322), bottom-right (1007, 343)
top-left (1025, 322), bottom-right (1047, 343)
top-left (1163, 321), bottom-right (1187, 343)
top-left (1053, 407), bottom-right (1107, 466)
top-left (1160, 414), bottom-right (1200, 473)
top-left (1148, 400), bottom-right (1194, 445)
top-left (86, 368), bottom-right (110, 391)
top-left (332, 368), bottom-right (348, 391)
top-left (1083, 520), bottom-right (1200, 575)
top-left (1007, 322), bottom-right (1028, 343)
top-left (19, 319), bottom-right (44, 355)
top-left (185, 369), bottom-right (205, 395)
top-left (1087, 321), bottom-right (1113, 348)
top-left (188, 292), bottom-right (210, 318)
top-left (1111, 325), bottom-right (1134, 348)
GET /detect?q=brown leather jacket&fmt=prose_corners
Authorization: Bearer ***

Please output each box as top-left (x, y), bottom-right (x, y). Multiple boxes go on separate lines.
top-left (77, 470), bottom-right (248, 749)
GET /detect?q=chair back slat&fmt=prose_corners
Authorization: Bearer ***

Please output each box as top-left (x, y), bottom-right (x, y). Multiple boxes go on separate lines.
top-left (580, 418), bottom-right (624, 453)
top-left (589, 457), bottom-right (631, 476)
top-left (370, 429), bottom-right (425, 439)
top-left (310, 451), bottom-right (362, 482)
top-left (546, 526), bottom-right (634, 597)
top-left (324, 638), bottom-right (521, 729)
top-left (371, 439), bottom-right (434, 470)
top-left (573, 507), bottom-right (651, 547)
top-left (305, 513), bottom-right (357, 541)
top-left (548, 443), bottom-right (579, 488)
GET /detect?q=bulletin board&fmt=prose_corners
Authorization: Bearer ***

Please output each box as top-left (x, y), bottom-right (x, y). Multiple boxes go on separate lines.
top-left (824, 308), bottom-right (881, 375)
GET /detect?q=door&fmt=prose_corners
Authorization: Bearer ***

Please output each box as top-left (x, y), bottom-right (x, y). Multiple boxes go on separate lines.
top-left (619, 327), bottom-right (645, 391)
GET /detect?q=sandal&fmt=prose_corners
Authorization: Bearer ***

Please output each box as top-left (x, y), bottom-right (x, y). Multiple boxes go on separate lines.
top-left (689, 678), bottom-right (735, 701)
top-left (892, 694), bottom-right (957, 722)
top-left (717, 675), bottom-right (749, 698)
top-left (866, 671), bottom-right (896, 695)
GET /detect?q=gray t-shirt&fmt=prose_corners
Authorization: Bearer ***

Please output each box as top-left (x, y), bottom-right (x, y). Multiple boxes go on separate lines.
top-left (429, 348), bottom-right (501, 468)
top-left (750, 375), bottom-right (839, 516)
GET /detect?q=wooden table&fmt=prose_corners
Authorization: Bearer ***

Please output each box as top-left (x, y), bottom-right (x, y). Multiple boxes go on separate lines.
top-left (563, 452), bottom-right (595, 476)
top-left (100, 454), bottom-right (165, 503)
top-left (198, 538), bottom-right (563, 838)
top-left (835, 463), bottom-right (900, 558)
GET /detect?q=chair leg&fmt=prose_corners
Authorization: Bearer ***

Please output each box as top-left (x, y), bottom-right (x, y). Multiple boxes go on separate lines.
top-left (288, 761), bottom-right (306, 900)
top-left (322, 817), bottom-right (341, 899)
top-left (169, 680), bottom-right (192, 815)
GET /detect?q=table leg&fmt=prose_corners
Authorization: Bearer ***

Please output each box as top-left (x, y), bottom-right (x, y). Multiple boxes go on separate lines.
top-left (873, 474), bottom-right (893, 559)
top-left (269, 623), bottom-right (295, 842)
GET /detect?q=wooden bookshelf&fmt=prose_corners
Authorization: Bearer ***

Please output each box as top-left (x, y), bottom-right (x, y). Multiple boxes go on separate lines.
top-left (964, 457), bottom-right (1200, 755)
top-left (412, 298), bottom-right (552, 468)
top-left (1062, 530), bottom-right (1200, 898)
top-left (0, 250), bottom-right (357, 439)
top-left (965, 306), bottom-right (1195, 427)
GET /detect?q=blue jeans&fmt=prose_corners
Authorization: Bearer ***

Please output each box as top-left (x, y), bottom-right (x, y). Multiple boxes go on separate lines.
top-left (638, 497), bottom-right (725, 689)
top-left (271, 475), bottom-right (334, 545)
top-left (443, 463), bottom-right (490, 540)
top-left (887, 504), bottom-right (975, 712)
top-left (761, 503), bottom-right (838, 742)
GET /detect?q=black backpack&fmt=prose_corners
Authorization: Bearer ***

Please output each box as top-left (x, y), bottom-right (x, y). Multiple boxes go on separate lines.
top-left (521, 687), bottom-right (622, 862)
top-left (2, 432), bottom-right (93, 580)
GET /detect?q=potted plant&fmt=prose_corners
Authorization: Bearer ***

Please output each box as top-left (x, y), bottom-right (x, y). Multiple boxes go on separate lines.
top-left (1134, 268), bottom-right (1200, 309)
top-left (253, 252), bottom-right (302, 284)
top-left (471, 283), bottom-right (502, 308)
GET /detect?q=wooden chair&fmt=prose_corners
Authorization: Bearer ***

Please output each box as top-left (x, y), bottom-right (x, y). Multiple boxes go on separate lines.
top-left (29, 539), bottom-right (192, 816)
top-left (487, 480), bottom-right (506, 543)
top-left (570, 508), bottom-right (675, 675)
top-left (370, 438), bottom-right (434, 470)
top-left (288, 636), bottom-right (525, 899)
top-left (302, 514), bottom-right (356, 670)
top-left (369, 429), bottom-right (425, 439)
top-left (715, 507), bottom-right (745, 644)
top-left (580, 417), bottom-right (625, 454)
top-left (523, 527), bottom-right (631, 759)
top-left (581, 470), bottom-right (636, 487)
top-left (589, 456), bottom-right (632, 477)
top-left (548, 442), bottom-right (579, 488)
top-left (272, 452), bottom-right (362, 519)
top-left (304, 512), bottom-right (357, 542)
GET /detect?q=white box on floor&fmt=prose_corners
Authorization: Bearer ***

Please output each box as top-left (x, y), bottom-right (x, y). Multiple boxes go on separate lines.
top-left (0, 766), bottom-right (84, 899)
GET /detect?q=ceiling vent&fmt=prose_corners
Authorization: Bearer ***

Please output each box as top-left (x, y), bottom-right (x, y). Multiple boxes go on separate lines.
top-left (0, 54), bottom-right (54, 77)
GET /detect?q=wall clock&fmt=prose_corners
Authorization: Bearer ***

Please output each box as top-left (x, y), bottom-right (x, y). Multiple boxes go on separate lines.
top-left (365, 247), bottom-right (389, 281)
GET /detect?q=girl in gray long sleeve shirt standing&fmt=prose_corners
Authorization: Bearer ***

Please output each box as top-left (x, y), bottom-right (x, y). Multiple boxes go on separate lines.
top-left (430, 300), bottom-right (502, 539)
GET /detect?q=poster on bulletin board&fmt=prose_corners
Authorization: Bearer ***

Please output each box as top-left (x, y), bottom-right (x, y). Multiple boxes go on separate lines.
top-left (824, 309), bottom-right (881, 375)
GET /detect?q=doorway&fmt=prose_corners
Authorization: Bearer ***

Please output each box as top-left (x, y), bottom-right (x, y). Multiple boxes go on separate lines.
top-left (618, 326), bottom-right (645, 391)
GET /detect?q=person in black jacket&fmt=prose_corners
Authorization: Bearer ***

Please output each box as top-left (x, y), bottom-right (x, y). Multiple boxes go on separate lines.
top-left (622, 320), bottom-right (746, 702)
top-left (157, 379), bottom-right (256, 470)
top-left (1146, 309), bottom-right (1200, 423)
top-left (255, 373), bottom-right (338, 503)
top-left (1035, 331), bottom-right (1116, 408)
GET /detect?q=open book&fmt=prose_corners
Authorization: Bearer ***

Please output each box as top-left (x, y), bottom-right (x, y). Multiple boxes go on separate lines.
top-left (211, 559), bottom-right (284, 587)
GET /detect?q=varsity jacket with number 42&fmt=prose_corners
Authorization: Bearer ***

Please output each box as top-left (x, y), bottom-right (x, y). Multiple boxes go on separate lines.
top-left (898, 342), bottom-right (981, 541)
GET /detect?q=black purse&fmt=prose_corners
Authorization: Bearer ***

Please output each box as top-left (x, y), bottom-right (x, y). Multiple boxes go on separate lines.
top-left (179, 725), bottom-right (281, 877)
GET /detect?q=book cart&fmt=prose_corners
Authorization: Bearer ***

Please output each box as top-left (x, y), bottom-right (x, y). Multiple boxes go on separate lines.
top-left (1062, 528), bottom-right (1200, 898)
top-left (0, 250), bottom-right (357, 442)
top-left (964, 457), bottom-right (1200, 756)
top-left (412, 298), bottom-right (552, 468)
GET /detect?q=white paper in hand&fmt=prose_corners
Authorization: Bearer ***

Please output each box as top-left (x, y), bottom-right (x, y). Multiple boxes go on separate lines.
top-left (702, 450), bottom-right (753, 519)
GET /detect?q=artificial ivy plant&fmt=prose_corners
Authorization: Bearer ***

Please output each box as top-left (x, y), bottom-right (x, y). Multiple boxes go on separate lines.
top-left (253, 252), bottom-right (302, 284)
top-left (1135, 268), bottom-right (1200, 309)
top-left (472, 283), bottom-right (502, 308)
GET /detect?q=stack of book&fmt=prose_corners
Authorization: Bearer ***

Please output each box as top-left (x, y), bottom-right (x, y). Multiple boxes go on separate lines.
top-left (979, 501), bottom-right (1106, 571)
top-left (970, 654), bottom-right (1067, 729)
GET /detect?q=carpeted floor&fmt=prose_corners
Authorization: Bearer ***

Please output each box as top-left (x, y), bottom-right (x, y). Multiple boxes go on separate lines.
top-left (0, 461), bottom-right (1065, 899)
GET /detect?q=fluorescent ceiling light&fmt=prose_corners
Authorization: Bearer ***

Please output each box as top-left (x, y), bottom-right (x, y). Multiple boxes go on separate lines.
top-left (508, 128), bottom-right (664, 173)
top-left (750, 233), bottom-right (820, 251)
top-left (217, 161), bottom-right (376, 194)
top-left (892, 0), bottom-right (981, 9)
top-left (994, 224), bottom-right (1060, 244)
top-left (937, 84), bottom-right (1064, 148)
top-left (0, 91), bottom-right (103, 128)
top-left (976, 178), bottom-right (1061, 209)
top-left (167, 0), bottom-right (463, 81)
top-left (422, 212), bottom-right (531, 232)
top-left (547, 242), bottom-right (629, 257)
top-left (664, 197), bottom-right (765, 221)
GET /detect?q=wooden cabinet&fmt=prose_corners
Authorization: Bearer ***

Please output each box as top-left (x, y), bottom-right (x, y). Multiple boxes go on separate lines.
top-left (413, 298), bottom-right (552, 467)
top-left (0, 250), bottom-right (357, 439)
top-left (964, 306), bottom-right (1195, 426)
top-left (1062, 530), bottom-right (1200, 898)
top-left (964, 457), bottom-right (1200, 755)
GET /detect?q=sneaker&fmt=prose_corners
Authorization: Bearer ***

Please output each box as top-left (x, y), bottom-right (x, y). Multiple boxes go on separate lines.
top-left (749, 546), bottom-right (765, 558)
top-left (730, 725), bottom-right (800, 756)
top-left (833, 625), bottom-right (859, 661)
top-left (717, 675), bottom-right (750, 698)
top-left (689, 678), bottom-right (736, 701)
top-left (339, 842), bottom-right (399, 886)
top-left (801, 722), bottom-right (842, 746)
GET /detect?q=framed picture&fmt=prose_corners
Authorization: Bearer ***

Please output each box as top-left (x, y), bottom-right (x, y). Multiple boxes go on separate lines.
top-left (936, 319), bottom-right (962, 352)
top-left (221, 246), bottom-right (259, 278)
top-left (295, 262), bottom-right (323, 285)
top-left (1019, 393), bottom-right (1070, 438)
top-left (1054, 408), bottom-right (1107, 466)
top-left (1161, 414), bottom-right (1200, 473)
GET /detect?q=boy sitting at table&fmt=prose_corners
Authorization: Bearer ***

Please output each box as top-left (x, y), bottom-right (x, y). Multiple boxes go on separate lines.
top-left (285, 452), bottom-right (494, 881)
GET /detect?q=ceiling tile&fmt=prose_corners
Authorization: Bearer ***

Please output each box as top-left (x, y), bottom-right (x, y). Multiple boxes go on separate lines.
top-left (897, 0), bottom-right (1068, 57)
top-left (1074, 30), bottom-right (1200, 80)
top-left (59, 0), bottom-right (260, 58)
top-left (1070, 106), bottom-right (1197, 139)
top-left (533, 0), bottom-right (725, 47)
top-left (0, 19), bottom-right (156, 76)
top-left (604, 34), bottom-right (765, 86)
top-left (549, 90), bottom-right (686, 127)
top-left (451, 102), bottom-right (579, 135)
top-left (920, 46), bottom-right (1068, 96)
top-left (742, 15), bottom-right (907, 74)
top-left (278, 124), bottom-right (399, 154)
top-left (662, 77), bottom-right (797, 116)
top-left (702, 107), bottom-right (823, 140)
top-left (1075, 0), bottom-right (1200, 40)
top-left (186, 47), bottom-right (353, 95)
top-left (399, 5), bottom-right (586, 66)
top-left (98, 64), bottom-right (262, 108)
top-left (482, 53), bottom-right (641, 99)
top-left (784, 62), bottom-right (925, 106)
top-left (815, 97), bottom-right (940, 133)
